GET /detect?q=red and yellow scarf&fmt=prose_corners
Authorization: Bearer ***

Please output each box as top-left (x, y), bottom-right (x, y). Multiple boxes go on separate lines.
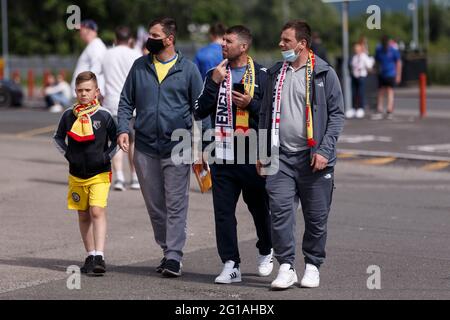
top-left (67, 99), bottom-right (100, 142)
top-left (271, 50), bottom-right (317, 149)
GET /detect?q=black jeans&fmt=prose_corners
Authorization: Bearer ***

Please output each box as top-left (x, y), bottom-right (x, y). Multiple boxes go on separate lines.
top-left (210, 164), bottom-right (272, 264)
top-left (352, 76), bottom-right (367, 110)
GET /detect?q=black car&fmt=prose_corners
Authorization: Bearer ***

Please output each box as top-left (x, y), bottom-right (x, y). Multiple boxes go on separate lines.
top-left (0, 79), bottom-right (24, 108)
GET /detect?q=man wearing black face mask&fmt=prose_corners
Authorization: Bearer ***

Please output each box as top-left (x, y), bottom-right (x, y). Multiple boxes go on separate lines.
top-left (117, 17), bottom-right (210, 278)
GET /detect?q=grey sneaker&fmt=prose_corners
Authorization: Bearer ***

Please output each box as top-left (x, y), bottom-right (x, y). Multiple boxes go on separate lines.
top-left (113, 180), bottom-right (126, 191)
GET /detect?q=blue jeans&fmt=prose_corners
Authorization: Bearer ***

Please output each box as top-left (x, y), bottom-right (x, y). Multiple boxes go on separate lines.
top-left (46, 92), bottom-right (70, 109)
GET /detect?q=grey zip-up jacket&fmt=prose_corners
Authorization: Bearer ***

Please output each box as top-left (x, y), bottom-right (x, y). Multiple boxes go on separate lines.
top-left (259, 55), bottom-right (345, 167)
top-left (117, 51), bottom-right (210, 159)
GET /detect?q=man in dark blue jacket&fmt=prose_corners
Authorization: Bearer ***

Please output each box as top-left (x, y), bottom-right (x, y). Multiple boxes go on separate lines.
top-left (195, 25), bottom-right (273, 284)
top-left (117, 17), bottom-right (210, 278)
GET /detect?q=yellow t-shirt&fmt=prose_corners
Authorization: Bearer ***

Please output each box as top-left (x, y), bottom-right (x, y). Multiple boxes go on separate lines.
top-left (153, 55), bottom-right (178, 83)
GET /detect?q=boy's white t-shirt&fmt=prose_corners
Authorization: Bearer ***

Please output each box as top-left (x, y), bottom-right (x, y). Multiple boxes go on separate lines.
top-left (71, 37), bottom-right (107, 97)
top-left (102, 45), bottom-right (141, 116)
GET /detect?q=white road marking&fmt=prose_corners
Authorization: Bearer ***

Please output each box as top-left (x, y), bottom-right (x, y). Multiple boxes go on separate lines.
top-left (408, 144), bottom-right (450, 154)
top-left (340, 135), bottom-right (392, 144)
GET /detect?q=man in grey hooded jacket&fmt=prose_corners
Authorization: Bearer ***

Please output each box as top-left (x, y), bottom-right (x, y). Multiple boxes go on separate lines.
top-left (257, 20), bottom-right (345, 290)
top-left (117, 18), bottom-right (210, 278)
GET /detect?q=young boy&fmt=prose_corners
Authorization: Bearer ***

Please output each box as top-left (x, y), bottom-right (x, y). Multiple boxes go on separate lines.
top-left (54, 71), bottom-right (117, 275)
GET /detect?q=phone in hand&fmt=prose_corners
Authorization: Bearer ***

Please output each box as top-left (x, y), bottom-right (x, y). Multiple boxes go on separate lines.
top-left (233, 83), bottom-right (245, 94)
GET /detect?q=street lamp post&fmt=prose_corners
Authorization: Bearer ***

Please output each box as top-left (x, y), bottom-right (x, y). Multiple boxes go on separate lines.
top-left (282, 0), bottom-right (290, 23)
top-left (1, 0), bottom-right (9, 80)
top-left (341, 1), bottom-right (352, 113)
top-left (424, 0), bottom-right (430, 52)
top-left (322, 0), bottom-right (360, 113)
top-left (408, 0), bottom-right (420, 50)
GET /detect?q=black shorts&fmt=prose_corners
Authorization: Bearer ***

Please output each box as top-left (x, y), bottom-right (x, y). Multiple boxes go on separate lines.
top-left (378, 76), bottom-right (396, 88)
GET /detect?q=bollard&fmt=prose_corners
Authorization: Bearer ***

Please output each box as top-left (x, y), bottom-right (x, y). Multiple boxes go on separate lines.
top-left (419, 73), bottom-right (427, 118)
top-left (0, 58), bottom-right (3, 80)
top-left (12, 70), bottom-right (21, 84)
top-left (59, 69), bottom-right (67, 81)
top-left (43, 69), bottom-right (51, 87)
top-left (28, 69), bottom-right (34, 98)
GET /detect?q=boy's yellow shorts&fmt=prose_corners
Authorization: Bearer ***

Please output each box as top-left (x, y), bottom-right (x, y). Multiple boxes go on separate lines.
top-left (68, 172), bottom-right (112, 211)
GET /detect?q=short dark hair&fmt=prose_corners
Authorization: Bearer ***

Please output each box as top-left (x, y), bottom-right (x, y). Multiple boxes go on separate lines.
top-left (282, 20), bottom-right (312, 47)
top-left (226, 25), bottom-right (253, 47)
top-left (115, 26), bottom-right (132, 43)
top-left (149, 17), bottom-right (177, 40)
top-left (75, 71), bottom-right (98, 88)
top-left (209, 22), bottom-right (226, 38)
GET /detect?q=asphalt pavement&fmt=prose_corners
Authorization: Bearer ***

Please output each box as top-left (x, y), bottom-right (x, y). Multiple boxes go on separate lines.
top-left (0, 87), bottom-right (449, 300)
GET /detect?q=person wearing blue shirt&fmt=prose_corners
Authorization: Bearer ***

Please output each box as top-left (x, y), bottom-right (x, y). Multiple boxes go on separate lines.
top-left (372, 35), bottom-right (402, 120)
top-left (194, 23), bottom-right (226, 80)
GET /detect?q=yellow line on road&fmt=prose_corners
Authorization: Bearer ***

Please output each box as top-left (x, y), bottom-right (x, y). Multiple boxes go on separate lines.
top-left (421, 161), bottom-right (450, 171)
top-left (359, 157), bottom-right (397, 165)
top-left (15, 125), bottom-right (56, 138)
top-left (338, 153), bottom-right (357, 159)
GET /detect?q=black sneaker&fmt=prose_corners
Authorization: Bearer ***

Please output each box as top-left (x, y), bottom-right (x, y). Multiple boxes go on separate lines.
top-left (80, 255), bottom-right (95, 274)
top-left (156, 257), bottom-right (167, 273)
top-left (162, 259), bottom-right (182, 278)
top-left (93, 256), bottom-right (106, 275)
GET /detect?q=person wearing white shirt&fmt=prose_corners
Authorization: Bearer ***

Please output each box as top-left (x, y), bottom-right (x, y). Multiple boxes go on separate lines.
top-left (45, 74), bottom-right (72, 113)
top-left (347, 43), bottom-right (375, 119)
top-left (71, 20), bottom-right (107, 99)
top-left (102, 26), bottom-right (141, 191)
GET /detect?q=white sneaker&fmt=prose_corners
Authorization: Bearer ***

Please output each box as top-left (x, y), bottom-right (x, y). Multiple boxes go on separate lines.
top-left (270, 263), bottom-right (298, 290)
top-left (215, 260), bottom-right (242, 284)
top-left (345, 108), bottom-right (356, 119)
top-left (300, 264), bottom-right (320, 288)
top-left (130, 179), bottom-right (140, 190)
top-left (49, 104), bottom-right (63, 113)
top-left (113, 180), bottom-right (126, 191)
top-left (355, 108), bottom-right (365, 119)
top-left (257, 249), bottom-right (274, 277)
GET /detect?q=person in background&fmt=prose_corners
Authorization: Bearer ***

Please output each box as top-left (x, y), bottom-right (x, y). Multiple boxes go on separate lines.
top-left (358, 35), bottom-right (369, 54)
top-left (310, 32), bottom-right (329, 64)
top-left (102, 26), bottom-right (141, 191)
top-left (71, 20), bottom-right (107, 101)
top-left (194, 22), bottom-right (226, 81)
top-left (347, 43), bottom-right (374, 119)
top-left (45, 74), bottom-right (72, 113)
top-left (372, 35), bottom-right (402, 120)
